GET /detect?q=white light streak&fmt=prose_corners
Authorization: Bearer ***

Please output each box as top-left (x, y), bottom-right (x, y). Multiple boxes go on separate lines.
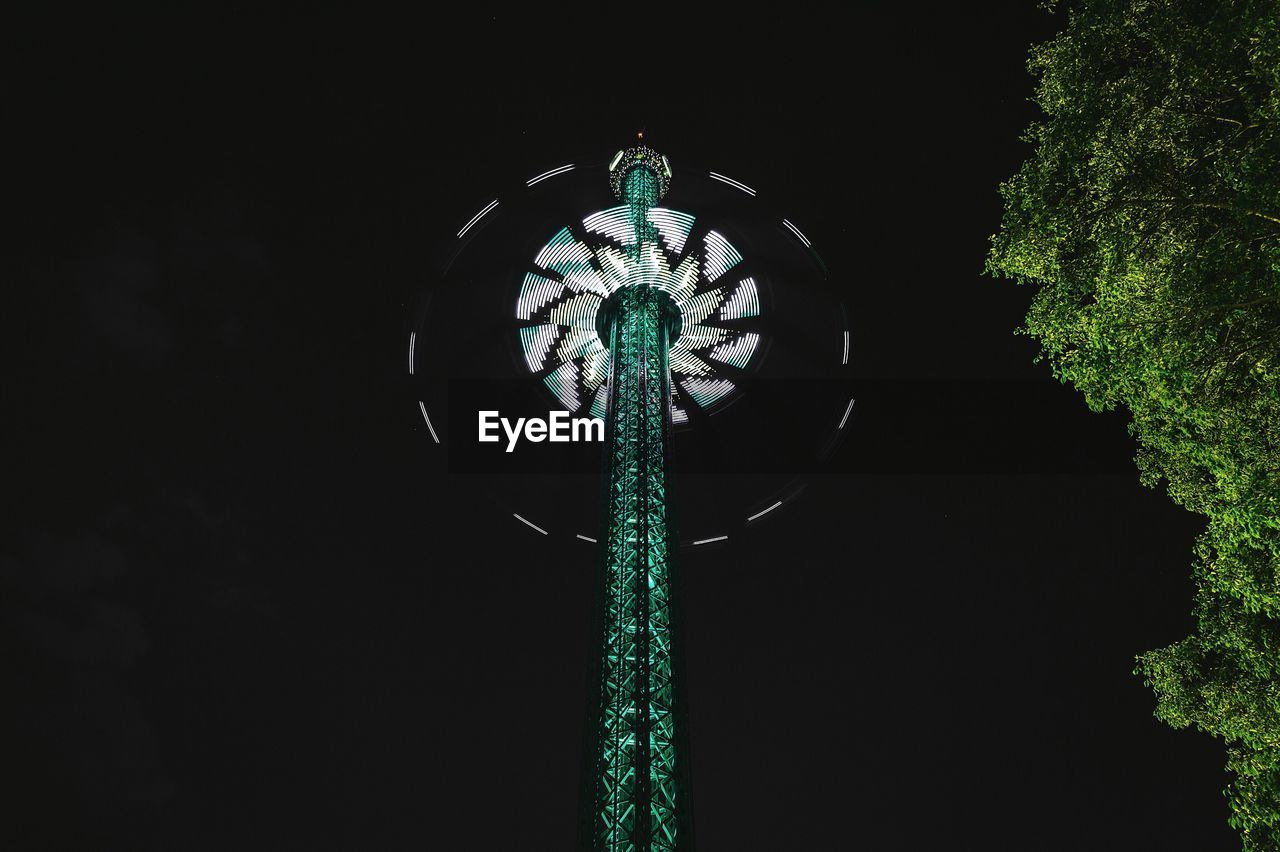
top-left (692, 535), bottom-right (728, 546)
top-left (838, 398), bottom-right (855, 430)
top-left (708, 171), bottom-right (757, 196)
top-left (675, 324), bottom-right (733, 351)
top-left (517, 207), bottom-right (761, 415)
top-left (669, 347), bottom-right (715, 378)
top-left (543, 360), bottom-right (582, 411)
top-left (527, 164), bottom-right (575, 186)
top-left (517, 272), bottom-right (564, 320)
top-left (576, 534), bottom-right (597, 543)
top-left (842, 330), bottom-right (850, 365)
top-left (554, 326), bottom-right (599, 364)
top-left (514, 514), bottom-right (548, 535)
top-left (647, 208), bottom-right (696, 255)
top-left (675, 289), bottom-right (719, 328)
top-left (681, 376), bottom-right (736, 408)
top-left (581, 347), bottom-right (610, 389)
top-left (519, 324), bottom-right (560, 372)
top-left (408, 331), bottom-right (416, 375)
top-left (782, 218), bottom-right (811, 247)
top-left (590, 383), bottom-right (609, 419)
top-left (703, 230), bottom-right (743, 283)
top-left (747, 501), bottom-right (782, 522)
top-left (608, 150), bottom-right (624, 171)
top-left (532, 228), bottom-right (609, 299)
top-left (457, 198), bottom-right (499, 238)
top-left (708, 332), bottom-right (760, 370)
top-left (718, 277), bottom-right (760, 320)
top-left (585, 206), bottom-right (635, 247)
top-left (417, 401), bottom-right (440, 444)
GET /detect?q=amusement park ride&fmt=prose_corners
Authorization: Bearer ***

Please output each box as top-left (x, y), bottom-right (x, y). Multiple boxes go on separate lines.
top-left (410, 138), bottom-right (852, 850)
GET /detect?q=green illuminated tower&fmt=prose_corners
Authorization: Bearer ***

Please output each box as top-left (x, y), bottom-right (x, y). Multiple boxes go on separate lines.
top-left (583, 144), bottom-right (694, 851)
top-left (417, 136), bottom-right (847, 852)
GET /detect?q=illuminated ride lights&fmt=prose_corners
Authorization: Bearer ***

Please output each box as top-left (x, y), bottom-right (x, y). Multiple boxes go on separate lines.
top-left (409, 143), bottom-right (853, 852)
top-left (581, 146), bottom-right (691, 849)
top-left (517, 202), bottom-right (762, 427)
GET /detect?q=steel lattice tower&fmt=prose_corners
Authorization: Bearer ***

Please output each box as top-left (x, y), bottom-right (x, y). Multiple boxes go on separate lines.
top-left (582, 145), bottom-right (694, 851)
top-left (413, 138), bottom-right (848, 850)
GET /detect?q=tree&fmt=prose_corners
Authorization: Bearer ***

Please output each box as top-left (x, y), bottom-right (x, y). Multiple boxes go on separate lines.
top-left (987, 0), bottom-right (1280, 845)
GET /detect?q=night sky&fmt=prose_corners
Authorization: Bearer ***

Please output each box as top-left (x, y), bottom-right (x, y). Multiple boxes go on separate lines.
top-left (7, 5), bottom-right (1237, 849)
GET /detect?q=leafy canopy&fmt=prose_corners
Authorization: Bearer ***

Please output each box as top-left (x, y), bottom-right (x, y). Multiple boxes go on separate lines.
top-left (987, 0), bottom-right (1280, 845)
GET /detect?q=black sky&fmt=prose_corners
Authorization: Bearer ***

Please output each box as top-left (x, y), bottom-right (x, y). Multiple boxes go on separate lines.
top-left (6, 5), bottom-right (1236, 850)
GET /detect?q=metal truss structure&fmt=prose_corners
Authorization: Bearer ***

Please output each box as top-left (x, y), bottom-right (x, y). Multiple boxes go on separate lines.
top-left (414, 139), bottom-right (849, 851)
top-left (582, 147), bottom-right (694, 851)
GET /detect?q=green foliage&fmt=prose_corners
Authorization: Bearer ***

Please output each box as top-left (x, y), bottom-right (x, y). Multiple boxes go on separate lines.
top-left (987, 0), bottom-right (1280, 845)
